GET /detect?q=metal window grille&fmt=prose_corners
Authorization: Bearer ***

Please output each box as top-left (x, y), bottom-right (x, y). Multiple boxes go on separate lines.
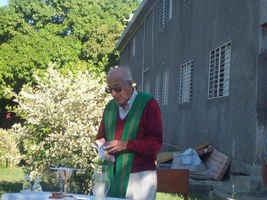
top-left (162, 71), bottom-right (169, 105)
top-left (155, 73), bottom-right (161, 105)
top-left (208, 42), bottom-right (231, 99)
top-left (159, 0), bottom-right (171, 29)
top-left (179, 60), bottom-right (193, 104)
top-left (159, 0), bottom-right (164, 29)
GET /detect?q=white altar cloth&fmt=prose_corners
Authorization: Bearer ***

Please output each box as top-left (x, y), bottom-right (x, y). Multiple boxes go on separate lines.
top-left (1, 191), bottom-right (126, 200)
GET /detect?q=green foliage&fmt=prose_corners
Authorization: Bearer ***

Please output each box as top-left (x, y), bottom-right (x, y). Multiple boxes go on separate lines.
top-left (0, 31), bottom-right (82, 95)
top-left (0, 0), bottom-right (140, 118)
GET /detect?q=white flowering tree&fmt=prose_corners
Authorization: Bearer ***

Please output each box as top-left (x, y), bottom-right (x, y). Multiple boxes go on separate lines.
top-left (9, 65), bottom-right (110, 192)
top-left (0, 128), bottom-right (20, 168)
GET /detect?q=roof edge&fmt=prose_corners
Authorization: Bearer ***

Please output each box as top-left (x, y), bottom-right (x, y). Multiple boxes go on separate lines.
top-left (115, 0), bottom-right (152, 52)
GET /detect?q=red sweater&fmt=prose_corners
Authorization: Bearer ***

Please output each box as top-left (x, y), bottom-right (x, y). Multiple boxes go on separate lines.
top-left (96, 98), bottom-right (163, 173)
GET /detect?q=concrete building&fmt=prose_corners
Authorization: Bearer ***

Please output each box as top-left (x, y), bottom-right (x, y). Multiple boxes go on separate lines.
top-left (116, 0), bottom-right (267, 171)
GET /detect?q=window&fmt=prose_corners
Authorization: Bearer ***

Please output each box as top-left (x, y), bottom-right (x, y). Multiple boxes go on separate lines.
top-left (155, 73), bottom-right (161, 105)
top-left (127, 43), bottom-right (131, 61)
top-left (208, 42), bottom-right (231, 99)
top-left (132, 36), bottom-right (136, 57)
top-left (162, 71), bottom-right (169, 105)
top-left (159, 0), bottom-right (172, 29)
top-left (144, 81), bottom-right (150, 93)
top-left (179, 60), bottom-right (193, 104)
top-left (168, 0), bottom-right (173, 20)
top-left (259, 24), bottom-right (267, 54)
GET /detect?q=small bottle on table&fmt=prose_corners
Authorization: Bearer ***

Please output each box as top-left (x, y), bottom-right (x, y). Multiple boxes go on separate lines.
top-left (22, 175), bottom-right (32, 192)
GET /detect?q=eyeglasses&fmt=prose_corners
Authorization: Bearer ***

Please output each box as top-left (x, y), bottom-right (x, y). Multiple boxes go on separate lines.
top-left (105, 86), bottom-right (122, 94)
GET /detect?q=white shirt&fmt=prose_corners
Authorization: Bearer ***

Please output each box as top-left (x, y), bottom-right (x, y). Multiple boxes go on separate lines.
top-left (119, 89), bottom-right (137, 120)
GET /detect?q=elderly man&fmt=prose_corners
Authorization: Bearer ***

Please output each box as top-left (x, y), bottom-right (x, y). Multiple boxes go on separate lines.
top-left (95, 67), bottom-right (162, 200)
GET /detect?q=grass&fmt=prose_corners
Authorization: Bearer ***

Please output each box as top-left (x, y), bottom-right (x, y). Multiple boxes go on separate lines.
top-left (0, 168), bottom-right (24, 198)
top-left (0, 168), bottom-right (24, 182)
top-left (0, 168), bottom-right (205, 200)
top-left (156, 193), bottom-right (205, 200)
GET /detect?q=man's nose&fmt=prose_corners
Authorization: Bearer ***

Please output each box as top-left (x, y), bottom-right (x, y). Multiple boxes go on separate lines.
top-left (111, 90), bottom-right (118, 97)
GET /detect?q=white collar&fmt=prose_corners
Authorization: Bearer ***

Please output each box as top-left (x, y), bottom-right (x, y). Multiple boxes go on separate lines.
top-left (118, 89), bottom-right (137, 119)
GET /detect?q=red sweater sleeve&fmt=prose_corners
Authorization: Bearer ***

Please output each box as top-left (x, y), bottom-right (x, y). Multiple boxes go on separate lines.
top-left (96, 112), bottom-right (105, 140)
top-left (126, 98), bottom-right (163, 155)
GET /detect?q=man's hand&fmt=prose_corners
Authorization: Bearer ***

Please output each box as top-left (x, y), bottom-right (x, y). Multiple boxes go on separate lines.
top-left (104, 140), bottom-right (128, 154)
top-left (95, 138), bottom-right (106, 148)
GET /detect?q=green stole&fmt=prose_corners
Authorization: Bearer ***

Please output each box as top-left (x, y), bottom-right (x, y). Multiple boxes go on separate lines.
top-left (104, 92), bottom-right (152, 198)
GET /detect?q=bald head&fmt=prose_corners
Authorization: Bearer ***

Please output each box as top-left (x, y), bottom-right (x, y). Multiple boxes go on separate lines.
top-left (107, 67), bottom-right (133, 84)
top-left (106, 67), bottom-right (134, 107)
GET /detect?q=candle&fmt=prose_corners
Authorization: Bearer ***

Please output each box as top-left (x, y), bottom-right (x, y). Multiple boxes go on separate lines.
top-left (94, 182), bottom-right (105, 200)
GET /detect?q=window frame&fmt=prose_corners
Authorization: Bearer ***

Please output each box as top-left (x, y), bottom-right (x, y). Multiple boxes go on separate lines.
top-left (132, 36), bottom-right (136, 57)
top-left (162, 71), bottom-right (169, 105)
top-left (155, 73), bottom-right (161, 105)
top-left (159, 0), bottom-right (173, 30)
top-left (168, 0), bottom-right (173, 20)
top-left (179, 60), bottom-right (194, 104)
top-left (208, 41), bottom-right (231, 99)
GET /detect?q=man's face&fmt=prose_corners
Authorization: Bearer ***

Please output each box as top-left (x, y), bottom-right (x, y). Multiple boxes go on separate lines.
top-left (107, 77), bottom-right (132, 107)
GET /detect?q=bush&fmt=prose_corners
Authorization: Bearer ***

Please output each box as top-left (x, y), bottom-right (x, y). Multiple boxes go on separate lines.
top-left (9, 65), bottom-right (110, 193)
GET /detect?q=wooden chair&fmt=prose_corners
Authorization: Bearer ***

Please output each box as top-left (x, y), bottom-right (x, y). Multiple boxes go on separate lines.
top-left (157, 168), bottom-right (189, 200)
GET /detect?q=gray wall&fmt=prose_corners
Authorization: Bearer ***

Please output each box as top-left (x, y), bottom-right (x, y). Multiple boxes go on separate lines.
top-left (120, 0), bottom-right (260, 164)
